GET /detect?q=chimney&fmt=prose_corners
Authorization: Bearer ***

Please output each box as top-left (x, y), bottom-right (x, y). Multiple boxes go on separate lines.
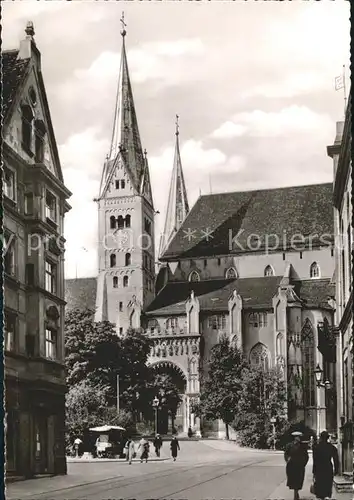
top-left (17, 21), bottom-right (41, 68)
top-left (327, 120), bottom-right (344, 160)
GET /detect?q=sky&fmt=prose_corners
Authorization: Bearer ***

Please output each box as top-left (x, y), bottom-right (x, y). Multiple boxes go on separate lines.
top-left (2, 1), bottom-right (350, 279)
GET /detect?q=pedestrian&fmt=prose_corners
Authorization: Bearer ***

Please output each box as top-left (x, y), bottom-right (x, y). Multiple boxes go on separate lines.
top-left (170, 436), bottom-right (180, 461)
top-left (312, 430), bottom-right (339, 500)
top-left (188, 427), bottom-right (193, 438)
top-left (284, 431), bottom-right (309, 500)
top-left (138, 437), bottom-right (150, 463)
top-left (124, 437), bottom-right (135, 465)
top-left (153, 434), bottom-right (163, 457)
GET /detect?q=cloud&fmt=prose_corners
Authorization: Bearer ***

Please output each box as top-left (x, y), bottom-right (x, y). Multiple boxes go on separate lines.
top-left (212, 105), bottom-right (333, 140)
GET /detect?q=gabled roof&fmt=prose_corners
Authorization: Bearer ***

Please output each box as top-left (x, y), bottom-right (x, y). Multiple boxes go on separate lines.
top-left (145, 276), bottom-right (283, 315)
top-left (161, 183), bottom-right (334, 260)
top-left (2, 50), bottom-right (31, 118)
top-left (293, 279), bottom-right (334, 310)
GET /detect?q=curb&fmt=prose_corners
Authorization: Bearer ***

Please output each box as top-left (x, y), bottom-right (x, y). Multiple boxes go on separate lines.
top-left (67, 457), bottom-right (170, 463)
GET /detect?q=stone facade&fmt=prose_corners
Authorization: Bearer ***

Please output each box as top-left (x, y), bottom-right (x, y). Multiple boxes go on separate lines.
top-left (3, 24), bottom-right (71, 477)
top-left (327, 93), bottom-right (353, 475)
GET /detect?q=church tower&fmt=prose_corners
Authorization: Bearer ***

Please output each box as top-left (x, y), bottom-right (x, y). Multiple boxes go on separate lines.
top-left (159, 115), bottom-right (189, 257)
top-left (95, 16), bottom-right (155, 332)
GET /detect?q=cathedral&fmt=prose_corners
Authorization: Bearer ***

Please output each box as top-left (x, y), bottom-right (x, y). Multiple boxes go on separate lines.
top-left (65, 24), bottom-right (337, 438)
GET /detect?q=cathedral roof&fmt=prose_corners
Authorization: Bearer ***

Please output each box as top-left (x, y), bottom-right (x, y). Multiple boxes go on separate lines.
top-left (145, 276), bottom-right (283, 315)
top-left (2, 49), bottom-right (31, 119)
top-left (293, 279), bottom-right (334, 310)
top-left (65, 277), bottom-right (97, 312)
top-left (160, 183), bottom-right (333, 260)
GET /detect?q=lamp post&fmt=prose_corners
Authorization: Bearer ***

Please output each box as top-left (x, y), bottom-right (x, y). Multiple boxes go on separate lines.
top-left (152, 396), bottom-right (160, 435)
top-left (270, 417), bottom-right (277, 451)
top-left (314, 364), bottom-right (332, 437)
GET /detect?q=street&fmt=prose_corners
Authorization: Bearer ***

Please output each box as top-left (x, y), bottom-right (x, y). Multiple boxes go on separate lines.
top-left (5, 441), bottom-right (352, 500)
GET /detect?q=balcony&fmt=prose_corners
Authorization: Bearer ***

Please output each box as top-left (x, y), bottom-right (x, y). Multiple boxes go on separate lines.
top-left (146, 326), bottom-right (188, 337)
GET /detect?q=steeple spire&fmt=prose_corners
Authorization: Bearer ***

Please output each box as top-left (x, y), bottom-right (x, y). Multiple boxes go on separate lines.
top-left (101, 13), bottom-right (147, 199)
top-left (159, 115), bottom-right (189, 257)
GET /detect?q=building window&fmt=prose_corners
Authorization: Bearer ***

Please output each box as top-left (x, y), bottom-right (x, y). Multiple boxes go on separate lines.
top-left (45, 329), bottom-right (56, 360)
top-left (113, 277), bottom-right (118, 288)
top-left (123, 276), bottom-right (129, 287)
top-left (249, 343), bottom-right (270, 371)
top-left (45, 191), bottom-right (57, 222)
top-left (119, 301), bottom-right (123, 312)
top-left (110, 216), bottom-right (116, 229)
top-left (3, 167), bottom-right (15, 200)
top-left (4, 311), bottom-right (16, 352)
top-left (264, 265), bottom-right (274, 277)
top-left (249, 312), bottom-right (267, 328)
top-left (166, 317), bottom-right (178, 329)
top-left (4, 232), bottom-right (16, 276)
top-left (121, 179), bottom-right (125, 189)
top-left (225, 267), bottom-right (237, 279)
top-left (24, 193), bottom-right (34, 214)
top-left (110, 254), bottom-right (116, 267)
top-left (115, 180), bottom-right (120, 189)
top-left (144, 218), bottom-right (152, 235)
top-left (208, 315), bottom-right (226, 330)
top-left (301, 319), bottom-right (315, 407)
top-left (26, 263), bottom-right (35, 286)
top-left (34, 120), bottom-right (45, 163)
top-left (125, 253), bottom-right (131, 266)
top-left (21, 104), bottom-right (33, 152)
top-left (188, 271), bottom-right (200, 282)
top-left (45, 260), bottom-right (56, 294)
top-left (118, 215), bottom-right (124, 229)
top-left (310, 262), bottom-right (320, 278)
top-left (125, 214), bottom-right (131, 228)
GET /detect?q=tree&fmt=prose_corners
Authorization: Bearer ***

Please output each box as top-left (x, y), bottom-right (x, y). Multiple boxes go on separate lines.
top-left (232, 364), bottom-right (288, 448)
top-left (197, 335), bottom-right (247, 439)
top-left (148, 373), bottom-right (182, 430)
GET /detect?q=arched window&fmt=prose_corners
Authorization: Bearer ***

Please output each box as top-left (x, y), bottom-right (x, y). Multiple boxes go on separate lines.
top-left (125, 253), bottom-right (131, 266)
top-left (166, 317), bottom-right (178, 330)
top-left (310, 262), bottom-right (320, 278)
top-left (123, 276), bottom-right (129, 287)
top-left (113, 277), bottom-right (118, 288)
top-left (276, 333), bottom-right (284, 357)
top-left (110, 216), bottom-right (116, 229)
top-left (110, 254), bottom-right (116, 267)
top-left (249, 343), bottom-right (270, 371)
top-left (21, 104), bottom-right (33, 152)
top-left (188, 271), bottom-right (200, 282)
top-left (34, 119), bottom-right (46, 163)
top-left (117, 215), bottom-right (124, 229)
top-left (190, 358), bottom-right (197, 374)
top-left (301, 319), bottom-right (315, 406)
top-left (225, 267), bottom-right (237, 279)
top-left (148, 318), bottom-right (159, 334)
top-left (125, 214), bottom-right (131, 228)
top-left (264, 265), bottom-right (274, 277)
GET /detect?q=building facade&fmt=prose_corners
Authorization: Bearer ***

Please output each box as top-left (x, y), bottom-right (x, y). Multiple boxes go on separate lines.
top-left (327, 91), bottom-right (353, 475)
top-left (3, 23), bottom-right (71, 477)
top-left (65, 24), bottom-right (338, 438)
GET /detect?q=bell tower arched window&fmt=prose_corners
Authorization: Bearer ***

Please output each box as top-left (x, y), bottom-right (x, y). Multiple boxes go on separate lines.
top-left (110, 216), bottom-right (116, 229)
top-left (123, 276), bottom-right (129, 287)
top-left (125, 253), bottom-right (131, 266)
top-left (125, 214), bottom-right (131, 228)
top-left (113, 277), bottom-right (118, 288)
top-left (117, 215), bottom-right (124, 229)
top-left (310, 262), bottom-right (320, 278)
top-left (110, 254), bottom-right (116, 268)
top-left (264, 265), bottom-right (274, 277)
top-left (188, 271), bottom-right (200, 282)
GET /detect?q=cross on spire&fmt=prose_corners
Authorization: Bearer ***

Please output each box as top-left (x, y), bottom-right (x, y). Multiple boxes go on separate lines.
top-left (175, 114), bottom-right (179, 136)
top-left (120, 12), bottom-right (127, 37)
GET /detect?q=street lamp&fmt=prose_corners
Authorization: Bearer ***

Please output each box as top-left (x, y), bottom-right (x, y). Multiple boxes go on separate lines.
top-left (152, 396), bottom-right (160, 435)
top-left (270, 417), bottom-right (277, 451)
top-left (314, 364), bottom-right (332, 437)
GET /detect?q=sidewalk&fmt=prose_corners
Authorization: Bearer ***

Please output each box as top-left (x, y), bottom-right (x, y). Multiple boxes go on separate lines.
top-left (268, 463), bottom-right (353, 500)
top-left (201, 439), bottom-right (284, 454)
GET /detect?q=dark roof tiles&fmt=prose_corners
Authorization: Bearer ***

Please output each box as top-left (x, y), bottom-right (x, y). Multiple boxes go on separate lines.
top-left (2, 50), bottom-right (30, 118)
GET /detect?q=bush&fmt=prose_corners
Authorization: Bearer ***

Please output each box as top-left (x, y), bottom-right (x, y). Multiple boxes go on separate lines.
top-left (135, 421), bottom-right (155, 437)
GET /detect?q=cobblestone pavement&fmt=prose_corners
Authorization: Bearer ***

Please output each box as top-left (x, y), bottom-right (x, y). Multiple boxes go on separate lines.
top-left (6, 441), bottom-right (352, 500)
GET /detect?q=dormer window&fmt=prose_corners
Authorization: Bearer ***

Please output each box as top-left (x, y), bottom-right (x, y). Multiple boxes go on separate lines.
top-left (34, 120), bottom-right (46, 163)
top-left (121, 179), bottom-right (125, 189)
top-left (264, 265), bottom-right (274, 277)
top-left (115, 180), bottom-right (120, 189)
top-left (21, 104), bottom-right (34, 153)
top-left (310, 262), bottom-right (320, 278)
top-left (3, 167), bottom-right (15, 201)
top-left (188, 271), bottom-right (200, 282)
top-left (45, 190), bottom-right (57, 222)
top-left (225, 267), bottom-right (237, 279)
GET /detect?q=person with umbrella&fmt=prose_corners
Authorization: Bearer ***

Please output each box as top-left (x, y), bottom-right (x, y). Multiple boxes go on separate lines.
top-left (284, 431), bottom-right (309, 500)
